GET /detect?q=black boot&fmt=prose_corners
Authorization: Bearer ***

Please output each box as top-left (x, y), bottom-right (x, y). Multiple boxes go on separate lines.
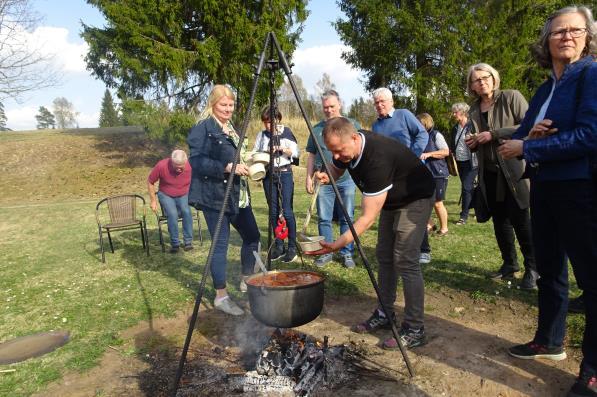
top-left (568, 294), bottom-right (585, 314)
top-left (519, 269), bottom-right (538, 290)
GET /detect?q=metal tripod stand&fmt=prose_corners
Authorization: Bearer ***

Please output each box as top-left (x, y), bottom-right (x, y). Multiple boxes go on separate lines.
top-left (171, 31), bottom-right (414, 397)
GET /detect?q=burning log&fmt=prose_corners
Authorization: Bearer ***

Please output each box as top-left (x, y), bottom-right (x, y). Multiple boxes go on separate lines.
top-left (253, 329), bottom-right (352, 396)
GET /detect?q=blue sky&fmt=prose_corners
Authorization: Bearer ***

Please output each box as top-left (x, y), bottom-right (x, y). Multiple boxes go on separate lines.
top-left (4, 1), bottom-right (368, 130)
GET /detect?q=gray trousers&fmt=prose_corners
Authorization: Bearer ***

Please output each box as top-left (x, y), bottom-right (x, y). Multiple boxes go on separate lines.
top-left (376, 196), bottom-right (433, 330)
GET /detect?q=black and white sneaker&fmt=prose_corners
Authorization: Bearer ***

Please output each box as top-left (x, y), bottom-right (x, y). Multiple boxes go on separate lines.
top-left (281, 248), bottom-right (297, 263)
top-left (351, 309), bottom-right (395, 333)
top-left (270, 245), bottom-right (285, 261)
top-left (382, 326), bottom-right (427, 349)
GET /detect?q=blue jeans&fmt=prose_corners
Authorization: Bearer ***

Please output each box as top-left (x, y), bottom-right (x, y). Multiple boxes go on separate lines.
top-left (456, 160), bottom-right (477, 221)
top-left (316, 178), bottom-right (355, 256)
top-left (531, 179), bottom-right (597, 375)
top-left (157, 191), bottom-right (193, 247)
top-left (262, 171), bottom-right (296, 250)
top-left (203, 206), bottom-right (260, 290)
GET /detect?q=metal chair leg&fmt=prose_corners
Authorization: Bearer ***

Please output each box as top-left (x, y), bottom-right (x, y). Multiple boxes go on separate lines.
top-left (143, 221), bottom-right (150, 256)
top-left (158, 219), bottom-right (165, 253)
top-left (98, 225), bottom-right (106, 263)
top-left (107, 230), bottom-right (114, 253)
top-left (140, 222), bottom-right (146, 249)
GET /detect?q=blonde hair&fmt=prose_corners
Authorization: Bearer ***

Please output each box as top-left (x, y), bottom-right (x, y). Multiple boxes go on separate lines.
top-left (466, 63), bottom-right (501, 97)
top-left (416, 113), bottom-right (434, 131)
top-left (199, 84), bottom-right (236, 120)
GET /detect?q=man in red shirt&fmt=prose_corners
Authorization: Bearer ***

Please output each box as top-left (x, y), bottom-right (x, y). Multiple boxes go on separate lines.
top-left (147, 149), bottom-right (193, 253)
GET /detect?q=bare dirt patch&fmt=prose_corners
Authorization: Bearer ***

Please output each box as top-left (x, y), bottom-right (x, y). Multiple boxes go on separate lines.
top-left (36, 288), bottom-right (580, 397)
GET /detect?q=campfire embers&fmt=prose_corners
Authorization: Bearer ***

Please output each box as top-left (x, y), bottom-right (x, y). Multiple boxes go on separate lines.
top-left (251, 328), bottom-right (350, 396)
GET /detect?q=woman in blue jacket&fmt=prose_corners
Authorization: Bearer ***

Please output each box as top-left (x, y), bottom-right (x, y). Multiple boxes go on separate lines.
top-left (187, 84), bottom-right (260, 316)
top-left (499, 6), bottom-right (597, 396)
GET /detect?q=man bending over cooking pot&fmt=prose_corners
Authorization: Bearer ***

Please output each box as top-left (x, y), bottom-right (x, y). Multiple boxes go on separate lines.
top-left (312, 117), bottom-right (435, 349)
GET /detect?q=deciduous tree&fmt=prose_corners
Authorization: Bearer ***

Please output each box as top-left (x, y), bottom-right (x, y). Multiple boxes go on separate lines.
top-left (82, 0), bottom-right (308, 113)
top-left (314, 72), bottom-right (336, 97)
top-left (277, 75), bottom-right (318, 120)
top-left (52, 97), bottom-right (78, 129)
top-left (347, 97), bottom-right (377, 129)
top-left (0, 0), bottom-right (60, 101)
top-left (0, 102), bottom-right (7, 130)
top-left (35, 106), bottom-right (55, 129)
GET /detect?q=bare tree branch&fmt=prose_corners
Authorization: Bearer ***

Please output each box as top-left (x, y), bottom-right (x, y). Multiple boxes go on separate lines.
top-left (0, 0), bottom-right (61, 102)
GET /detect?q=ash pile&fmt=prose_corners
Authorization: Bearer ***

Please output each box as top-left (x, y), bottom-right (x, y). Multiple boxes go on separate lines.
top-left (230, 328), bottom-right (378, 396)
top-left (172, 327), bottom-right (397, 397)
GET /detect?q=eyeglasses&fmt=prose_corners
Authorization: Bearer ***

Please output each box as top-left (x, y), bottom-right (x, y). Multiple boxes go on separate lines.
top-left (549, 27), bottom-right (587, 40)
top-left (472, 75), bottom-right (492, 85)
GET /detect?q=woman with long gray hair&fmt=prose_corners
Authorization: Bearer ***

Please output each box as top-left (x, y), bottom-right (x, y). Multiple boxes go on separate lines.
top-left (499, 6), bottom-right (597, 396)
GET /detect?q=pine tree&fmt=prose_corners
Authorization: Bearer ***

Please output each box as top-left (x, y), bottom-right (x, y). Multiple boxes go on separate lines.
top-left (99, 89), bottom-right (119, 127)
top-left (35, 106), bottom-right (56, 129)
top-left (82, 1), bottom-right (308, 112)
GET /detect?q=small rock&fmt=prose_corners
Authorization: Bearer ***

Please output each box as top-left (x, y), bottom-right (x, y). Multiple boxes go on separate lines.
top-left (454, 307), bottom-right (465, 314)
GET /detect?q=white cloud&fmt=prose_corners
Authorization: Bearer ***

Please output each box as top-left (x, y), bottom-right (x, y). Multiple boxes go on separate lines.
top-left (77, 110), bottom-right (99, 128)
top-left (31, 26), bottom-right (88, 73)
top-left (3, 22), bottom-right (102, 130)
top-left (5, 105), bottom-right (39, 131)
top-left (6, 104), bottom-right (98, 130)
top-left (290, 44), bottom-right (368, 105)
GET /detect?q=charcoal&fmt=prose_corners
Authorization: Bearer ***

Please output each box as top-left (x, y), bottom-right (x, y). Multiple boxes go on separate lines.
top-left (251, 329), bottom-right (360, 396)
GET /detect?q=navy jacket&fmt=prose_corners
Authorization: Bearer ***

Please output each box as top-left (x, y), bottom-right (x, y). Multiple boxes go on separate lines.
top-left (513, 55), bottom-right (597, 181)
top-left (187, 116), bottom-right (243, 214)
top-left (424, 129), bottom-right (449, 178)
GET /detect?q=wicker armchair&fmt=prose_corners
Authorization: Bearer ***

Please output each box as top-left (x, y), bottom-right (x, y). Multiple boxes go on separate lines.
top-left (95, 194), bottom-right (149, 263)
top-left (156, 205), bottom-right (203, 252)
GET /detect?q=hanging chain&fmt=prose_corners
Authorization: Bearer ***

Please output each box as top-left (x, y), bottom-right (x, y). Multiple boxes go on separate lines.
top-left (272, 105), bottom-right (288, 241)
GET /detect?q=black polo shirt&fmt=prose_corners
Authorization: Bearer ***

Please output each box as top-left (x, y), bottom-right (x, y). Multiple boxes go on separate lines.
top-left (332, 131), bottom-right (434, 210)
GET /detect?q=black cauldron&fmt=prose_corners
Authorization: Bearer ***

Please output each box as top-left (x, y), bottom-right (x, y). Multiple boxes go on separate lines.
top-left (245, 270), bottom-right (325, 328)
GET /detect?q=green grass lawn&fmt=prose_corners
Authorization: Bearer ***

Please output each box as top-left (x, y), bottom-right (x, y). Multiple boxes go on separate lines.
top-left (0, 130), bottom-right (585, 396)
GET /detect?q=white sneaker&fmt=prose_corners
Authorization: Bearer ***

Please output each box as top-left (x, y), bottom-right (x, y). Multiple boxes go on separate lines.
top-left (214, 296), bottom-right (244, 316)
top-left (239, 276), bottom-right (249, 293)
top-left (419, 252), bottom-right (431, 264)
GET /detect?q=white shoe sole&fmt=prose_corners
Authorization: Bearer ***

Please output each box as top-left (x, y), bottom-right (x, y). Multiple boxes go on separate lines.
top-left (508, 351), bottom-right (567, 361)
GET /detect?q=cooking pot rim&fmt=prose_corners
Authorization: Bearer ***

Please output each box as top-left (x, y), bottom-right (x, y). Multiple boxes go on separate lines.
top-left (245, 269), bottom-right (325, 291)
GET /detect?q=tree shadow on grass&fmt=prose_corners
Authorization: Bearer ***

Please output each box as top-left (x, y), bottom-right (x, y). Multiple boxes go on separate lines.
top-left (89, 131), bottom-right (171, 169)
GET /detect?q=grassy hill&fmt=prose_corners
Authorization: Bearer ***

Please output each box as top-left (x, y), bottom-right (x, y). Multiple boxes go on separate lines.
top-left (0, 127), bottom-right (171, 205)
